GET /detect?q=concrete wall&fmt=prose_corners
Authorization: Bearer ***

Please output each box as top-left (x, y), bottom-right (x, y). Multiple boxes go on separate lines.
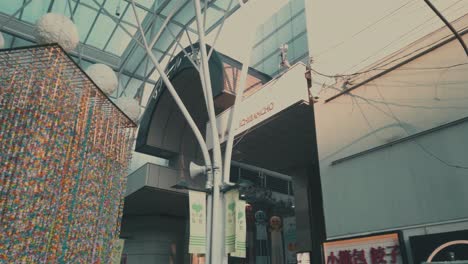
top-left (121, 215), bottom-right (187, 264)
top-left (314, 33), bottom-right (468, 238)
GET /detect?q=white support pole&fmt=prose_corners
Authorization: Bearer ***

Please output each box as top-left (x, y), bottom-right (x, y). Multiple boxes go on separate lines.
top-left (129, 0), bottom-right (212, 178)
top-left (222, 30), bottom-right (255, 186)
top-left (193, 0), bottom-right (225, 263)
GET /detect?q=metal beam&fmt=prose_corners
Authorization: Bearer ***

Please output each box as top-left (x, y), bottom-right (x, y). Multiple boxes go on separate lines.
top-left (0, 13), bottom-right (121, 69)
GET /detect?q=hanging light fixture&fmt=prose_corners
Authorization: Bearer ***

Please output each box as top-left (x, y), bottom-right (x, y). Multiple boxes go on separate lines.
top-left (35, 13), bottom-right (79, 52)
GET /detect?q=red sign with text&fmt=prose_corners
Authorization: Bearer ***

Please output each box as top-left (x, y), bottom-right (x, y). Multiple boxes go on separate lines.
top-left (323, 233), bottom-right (404, 264)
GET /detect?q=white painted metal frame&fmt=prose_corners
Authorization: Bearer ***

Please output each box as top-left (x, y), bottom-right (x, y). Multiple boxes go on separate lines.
top-left (129, 0), bottom-right (254, 261)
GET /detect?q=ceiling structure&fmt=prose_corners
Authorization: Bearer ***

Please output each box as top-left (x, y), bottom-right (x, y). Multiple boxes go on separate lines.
top-left (0, 0), bottom-right (243, 111)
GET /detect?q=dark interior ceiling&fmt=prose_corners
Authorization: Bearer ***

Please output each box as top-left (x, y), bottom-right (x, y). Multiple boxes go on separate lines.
top-left (231, 101), bottom-right (317, 174)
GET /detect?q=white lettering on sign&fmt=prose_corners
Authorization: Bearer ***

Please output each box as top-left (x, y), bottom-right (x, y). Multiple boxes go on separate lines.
top-left (206, 63), bottom-right (309, 149)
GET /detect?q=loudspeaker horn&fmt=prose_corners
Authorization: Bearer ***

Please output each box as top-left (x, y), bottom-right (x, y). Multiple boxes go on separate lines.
top-left (189, 162), bottom-right (207, 179)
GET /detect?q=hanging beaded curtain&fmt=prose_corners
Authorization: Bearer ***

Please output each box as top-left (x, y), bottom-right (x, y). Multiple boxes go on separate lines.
top-left (0, 44), bottom-right (136, 263)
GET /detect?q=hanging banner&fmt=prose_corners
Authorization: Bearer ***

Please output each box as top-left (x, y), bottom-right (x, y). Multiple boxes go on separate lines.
top-left (283, 217), bottom-right (297, 264)
top-left (110, 239), bottom-right (125, 264)
top-left (189, 190), bottom-right (206, 254)
top-left (231, 200), bottom-right (247, 258)
top-left (225, 190), bottom-right (239, 253)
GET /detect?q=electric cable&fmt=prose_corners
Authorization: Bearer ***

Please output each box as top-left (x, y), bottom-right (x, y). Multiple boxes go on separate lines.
top-left (374, 84), bottom-right (468, 169)
top-left (310, 25), bottom-right (468, 79)
top-left (343, 0), bottom-right (466, 73)
top-left (315, 0), bottom-right (419, 58)
top-left (313, 79), bottom-right (468, 169)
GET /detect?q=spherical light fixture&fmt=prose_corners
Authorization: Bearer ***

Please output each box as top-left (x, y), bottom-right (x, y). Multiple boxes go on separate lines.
top-left (116, 96), bottom-right (140, 122)
top-left (85, 64), bottom-right (118, 95)
top-left (35, 13), bottom-right (79, 52)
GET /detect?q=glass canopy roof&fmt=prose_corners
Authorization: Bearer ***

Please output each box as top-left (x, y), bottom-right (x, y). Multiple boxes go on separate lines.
top-left (0, 0), bottom-right (241, 110)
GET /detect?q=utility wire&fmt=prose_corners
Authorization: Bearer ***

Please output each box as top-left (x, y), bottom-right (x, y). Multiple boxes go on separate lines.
top-left (315, 0), bottom-right (418, 58)
top-left (374, 84), bottom-right (468, 169)
top-left (343, 0), bottom-right (466, 73)
top-left (310, 24), bottom-right (468, 79)
top-left (313, 78), bottom-right (468, 170)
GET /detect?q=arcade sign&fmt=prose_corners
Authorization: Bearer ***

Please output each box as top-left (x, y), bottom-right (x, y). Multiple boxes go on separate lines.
top-left (205, 63), bottom-right (309, 149)
top-left (323, 232), bottom-right (406, 264)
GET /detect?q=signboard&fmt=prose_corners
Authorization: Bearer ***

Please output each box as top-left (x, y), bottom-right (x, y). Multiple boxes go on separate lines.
top-left (206, 63), bottom-right (309, 149)
top-left (323, 232), bottom-right (406, 264)
top-left (410, 229), bottom-right (468, 263)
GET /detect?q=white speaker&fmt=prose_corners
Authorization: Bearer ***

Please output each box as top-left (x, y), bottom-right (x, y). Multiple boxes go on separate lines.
top-left (189, 162), bottom-right (207, 179)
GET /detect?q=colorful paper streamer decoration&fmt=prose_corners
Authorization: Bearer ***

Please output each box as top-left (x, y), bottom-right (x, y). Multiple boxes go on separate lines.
top-left (0, 44), bottom-right (136, 263)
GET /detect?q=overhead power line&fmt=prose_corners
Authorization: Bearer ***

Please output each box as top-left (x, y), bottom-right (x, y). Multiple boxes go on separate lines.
top-left (343, 0), bottom-right (466, 74)
top-left (315, 0), bottom-right (418, 58)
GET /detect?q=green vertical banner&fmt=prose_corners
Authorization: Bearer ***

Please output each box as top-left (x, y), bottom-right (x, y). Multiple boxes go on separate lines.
top-left (110, 239), bottom-right (125, 264)
top-left (231, 200), bottom-right (247, 258)
top-left (189, 190), bottom-right (206, 254)
top-left (225, 190), bottom-right (238, 253)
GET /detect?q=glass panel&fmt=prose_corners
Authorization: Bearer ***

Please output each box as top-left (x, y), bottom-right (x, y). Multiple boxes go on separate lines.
top-left (105, 26), bottom-right (132, 55)
top-left (214, 0), bottom-right (238, 11)
top-left (155, 23), bottom-right (181, 52)
top-left (80, 0), bottom-right (104, 10)
top-left (12, 37), bottom-right (34, 48)
top-left (262, 14), bottom-right (277, 37)
top-left (262, 35), bottom-right (279, 59)
top-left (263, 53), bottom-right (280, 76)
top-left (0, 1), bottom-right (24, 15)
top-left (172, 1), bottom-right (195, 25)
top-left (74, 5), bottom-right (98, 42)
top-left (22, 0), bottom-right (50, 23)
top-left (291, 0), bottom-right (305, 16)
top-left (141, 82), bottom-right (155, 107)
top-left (122, 5), bottom-right (146, 27)
top-left (86, 14), bottom-right (116, 49)
top-left (135, 0), bottom-right (156, 9)
top-left (255, 24), bottom-right (264, 44)
top-left (0, 32), bottom-right (14, 49)
top-left (125, 78), bottom-right (144, 98)
top-left (120, 23), bottom-right (138, 37)
top-left (251, 44), bottom-right (264, 66)
top-left (118, 74), bottom-right (131, 97)
top-left (292, 33), bottom-right (308, 62)
top-left (103, 0), bottom-right (121, 17)
top-left (276, 23), bottom-right (293, 47)
top-left (149, 67), bottom-right (160, 82)
top-left (51, 0), bottom-right (71, 17)
top-left (276, 1), bottom-right (291, 26)
top-left (124, 46), bottom-right (146, 72)
top-left (205, 8), bottom-right (224, 30)
top-left (147, 15), bottom-right (165, 39)
top-left (135, 57), bottom-right (152, 77)
top-left (160, 0), bottom-right (188, 17)
top-left (291, 10), bottom-right (306, 37)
